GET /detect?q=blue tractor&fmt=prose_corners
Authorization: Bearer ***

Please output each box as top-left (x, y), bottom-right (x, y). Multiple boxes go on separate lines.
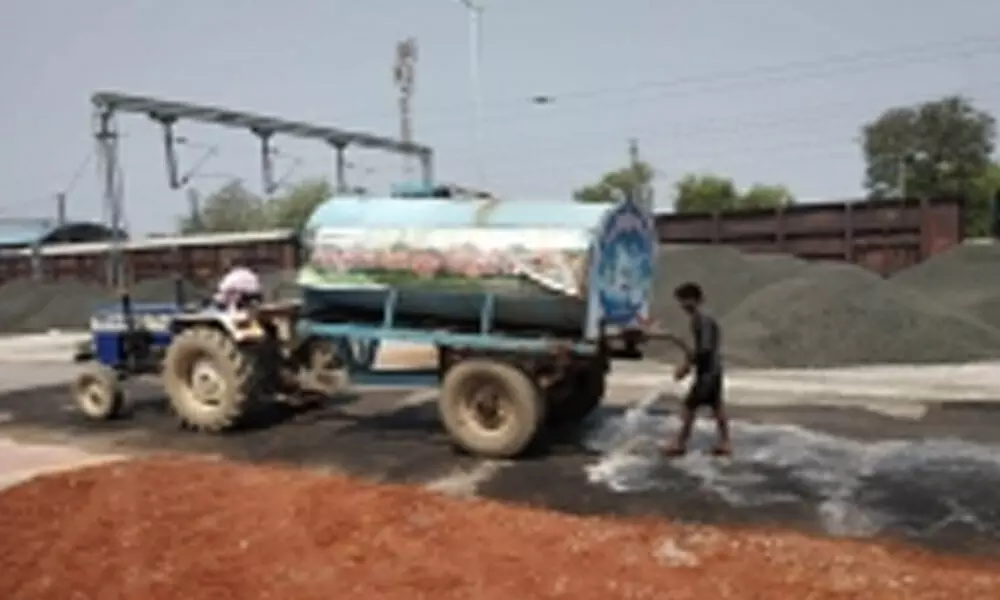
top-left (72, 284), bottom-right (345, 429)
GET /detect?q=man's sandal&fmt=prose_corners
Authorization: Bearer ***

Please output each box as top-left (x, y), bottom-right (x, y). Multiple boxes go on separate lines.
top-left (664, 444), bottom-right (687, 457)
top-left (711, 445), bottom-right (732, 457)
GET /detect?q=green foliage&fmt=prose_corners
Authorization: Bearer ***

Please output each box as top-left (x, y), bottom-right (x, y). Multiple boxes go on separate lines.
top-left (861, 96), bottom-right (996, 200)
top-left (673, 175), bottom-right (795, 213)
top-left (265, 178), bottom-right (334, 230)
top-left (740, 184), bottom-right (795, 210)
top-left (179, 178), bottom-right (333, 234)
top-left (573, 161), bottom-right (654, 204)
top-left (966, 163), bottom-right (1000, 237)
top-left (673, 174), bottom-right (739, 213)
top-left (178, 181), bottom-right (268, 234)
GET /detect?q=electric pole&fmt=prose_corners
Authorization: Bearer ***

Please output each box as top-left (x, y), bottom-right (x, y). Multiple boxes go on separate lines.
top-left (186, 188), bottom-right (202, 231)
top-left (898, 154), bottom-right (908, 200)
top-left (457, 0), bottom-right (485, 189)
top-left (628, 138), bottom-right (652, 212)
top-left (55, 192), bottom-right (67, 227)
top-left (393, 37), bottom-right (418, 179)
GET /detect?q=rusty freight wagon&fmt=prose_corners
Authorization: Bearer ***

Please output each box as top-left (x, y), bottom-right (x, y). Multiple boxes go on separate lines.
top-left (0, 196), bottom-right (965, 285)
top-left (0, 230), bottom-right (300, 286)
top-left (654, 195), bottom-right (965, 276)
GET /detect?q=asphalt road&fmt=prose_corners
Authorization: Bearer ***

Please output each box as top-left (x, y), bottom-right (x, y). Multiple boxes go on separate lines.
top-left (1, 377), bottom-right (998, 558)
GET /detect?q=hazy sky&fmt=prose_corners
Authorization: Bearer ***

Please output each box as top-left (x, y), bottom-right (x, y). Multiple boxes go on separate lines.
top-left (2, 0), bottom-right (1000, 234)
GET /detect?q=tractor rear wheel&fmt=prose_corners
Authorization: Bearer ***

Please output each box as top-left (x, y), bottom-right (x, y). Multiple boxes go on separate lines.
top-left (162, 327), bottom-right (258, 431)
top-left (72, 364), bottom-right (124, 420)
top-left (439, 359), bottom-right (544, 458)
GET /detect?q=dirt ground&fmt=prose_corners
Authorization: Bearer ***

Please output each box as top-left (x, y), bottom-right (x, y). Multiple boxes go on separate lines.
top-left (2, 375), bottom-right (1000, 557)
top-left (0, 456), bottom-right (996, 600)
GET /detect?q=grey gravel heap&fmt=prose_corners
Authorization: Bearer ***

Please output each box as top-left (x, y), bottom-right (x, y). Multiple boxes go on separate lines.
top-left (3, 248), bottom-right (1000, 368)
top-left (892, 242), bottom-right (1000, 330)
top-left (648, 244), bottom-right (1000, 367)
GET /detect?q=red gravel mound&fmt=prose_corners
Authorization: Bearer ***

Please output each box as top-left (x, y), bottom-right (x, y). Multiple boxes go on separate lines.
top-left (0, 456), bottom-right (996, 600)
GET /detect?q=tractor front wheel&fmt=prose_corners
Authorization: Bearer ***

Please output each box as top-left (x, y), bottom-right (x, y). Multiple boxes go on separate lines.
top-left (162, 327), bottom-right (258, 431)
top-left (72, 364), bottom-right (124, 420)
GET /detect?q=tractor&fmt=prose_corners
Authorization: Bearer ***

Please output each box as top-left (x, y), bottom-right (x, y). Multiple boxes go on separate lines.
top-left (72, 280), bottom-right (345, 430)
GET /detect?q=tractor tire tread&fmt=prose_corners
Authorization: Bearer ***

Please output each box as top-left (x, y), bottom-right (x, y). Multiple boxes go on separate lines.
top-left (162, 326), bottom-right (258, 432)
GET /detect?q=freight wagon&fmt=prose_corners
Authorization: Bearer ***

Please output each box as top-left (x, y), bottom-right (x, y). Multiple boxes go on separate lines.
top-left (656, 195), bottom-right (964, 276)
top-left (0, 196), bottom-right (965, 285)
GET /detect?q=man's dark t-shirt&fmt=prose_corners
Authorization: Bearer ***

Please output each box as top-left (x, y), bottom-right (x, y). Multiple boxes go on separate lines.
top-left (685, 310), bottom-right (723, 409)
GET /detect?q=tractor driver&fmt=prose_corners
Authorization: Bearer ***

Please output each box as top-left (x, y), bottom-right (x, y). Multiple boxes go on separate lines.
top-left (213, 257), bottom-right (263, 310)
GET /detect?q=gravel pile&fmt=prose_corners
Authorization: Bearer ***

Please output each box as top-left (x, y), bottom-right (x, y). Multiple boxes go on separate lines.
top-left (3, 244), bottom-right (1000, 368)
top-left (721, 262), bottom-right (1000, 367)
top-left (649, 244), bottom-right (1000, 367)
top-left (0, 279), bottom-right (114, 333)
top-left (892, 243), bottom-right (1000, 329)
top-left (0, 269), bottom-right (296, 332)
top-left (648, 247), bottom-right (809, 360)
top-left (130, 276), bottom-right (209, 304)
top-left (1, 456), bottom-right (995, 600)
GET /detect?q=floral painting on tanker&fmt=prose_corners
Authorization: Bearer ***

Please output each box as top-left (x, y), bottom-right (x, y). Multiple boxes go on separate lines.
top-left (298, 226), bottom-right (591, 295)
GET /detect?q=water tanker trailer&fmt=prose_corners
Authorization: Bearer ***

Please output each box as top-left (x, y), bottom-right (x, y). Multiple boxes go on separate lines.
top-left (294, 193), bottom-right (656, 457)
top-left (72, 192), bottom-right (656, 459)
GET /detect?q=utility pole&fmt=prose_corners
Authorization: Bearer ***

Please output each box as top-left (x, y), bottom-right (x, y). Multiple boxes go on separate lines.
top-left (185, 188), bottom-right (202, 231)
top-left (898, 154), bottom-right (907, 200)
top-left (393, 38), bottom-right (418, 179)
top-left (628, 138), bottom-right (652, 212)
top-left (457, 0), bottom-right (485, 188)
top-left (95, 108), bottom-right (125, 288)
top-left (55, 192), bottom-right (67, 227)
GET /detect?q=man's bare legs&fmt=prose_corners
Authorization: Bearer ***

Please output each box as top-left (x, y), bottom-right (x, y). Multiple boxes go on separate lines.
top-left (666, 406), bottom-right (732, 456)
top-left (711, 406), bottom-right (731, 456)
top-left (665, 407), bottom-right (696, 456)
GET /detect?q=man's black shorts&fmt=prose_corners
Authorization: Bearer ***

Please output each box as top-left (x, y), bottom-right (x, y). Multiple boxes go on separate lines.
top-left (684, 374), bottom-right (723, 411)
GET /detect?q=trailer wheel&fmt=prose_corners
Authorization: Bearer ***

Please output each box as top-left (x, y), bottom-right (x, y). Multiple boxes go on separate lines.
top-left (439, 360), bottom-right (543, 458)
top-left (547, 368), bottom-right (605, 426)
top-left (72, 364), bottom-right (124, 420)
top-left (162, 327), bottom-right (258, 431)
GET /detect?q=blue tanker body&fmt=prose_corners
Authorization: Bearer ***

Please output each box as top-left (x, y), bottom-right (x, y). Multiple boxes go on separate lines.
top-left (298, 195), bottom-right (655, 342)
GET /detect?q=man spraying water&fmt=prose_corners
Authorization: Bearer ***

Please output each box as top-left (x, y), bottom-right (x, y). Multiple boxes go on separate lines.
top-left (665, 282), bottom-right (731, 457)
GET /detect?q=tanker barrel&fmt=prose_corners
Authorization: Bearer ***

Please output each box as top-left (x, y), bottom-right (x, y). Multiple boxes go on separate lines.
top-left (296, 195), bottom-right (655, 341)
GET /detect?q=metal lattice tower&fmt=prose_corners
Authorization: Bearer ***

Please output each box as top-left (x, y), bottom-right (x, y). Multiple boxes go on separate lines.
top-left (393, 38), bottom-right (418, 177)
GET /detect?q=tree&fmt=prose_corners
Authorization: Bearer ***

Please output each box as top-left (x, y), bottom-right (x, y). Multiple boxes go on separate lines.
top-left (861, 96), bottom-right (996, 200)
top-left (673, 173), bottom-right (739, 213)
top-left (178, 180), bottom-right (268, 233)
top-left (739, 184), bottom-right (795, 210)
top-left (966, 163), bottom-right (1000, 237)
top-left (266, 178), bottom-right (333, 230)
top-left (573, 161), bottom-right (654, 203)
top-left (179, 178), bottom-right (334, 234)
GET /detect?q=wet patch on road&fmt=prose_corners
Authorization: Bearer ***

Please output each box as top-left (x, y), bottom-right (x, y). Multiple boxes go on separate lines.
top-left (567, 401), bottom-right (1000, 556)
